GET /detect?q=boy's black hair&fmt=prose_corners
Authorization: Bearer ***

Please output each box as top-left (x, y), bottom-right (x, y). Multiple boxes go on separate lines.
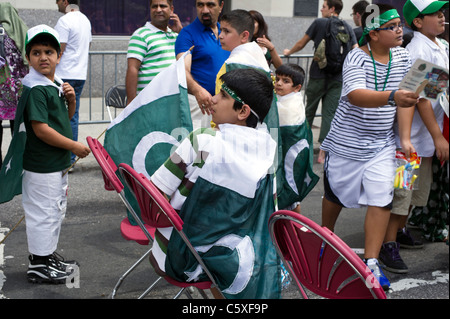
top-left (361, 4), bottom-right (395, 44)
top-left (275, 63), bottom-right (305, 87)
top-left (220, 9), bottom-right (254, 40)
top-left (220, 68), bottom-right (273, 128)
top-left (25, 33), bottom-right (61, 58)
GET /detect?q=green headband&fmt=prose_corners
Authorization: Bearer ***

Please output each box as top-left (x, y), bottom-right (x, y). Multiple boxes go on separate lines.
top-left (221, 83), bottom-right (260, 122)
top-left (359, 9), bottom-right (401, 46)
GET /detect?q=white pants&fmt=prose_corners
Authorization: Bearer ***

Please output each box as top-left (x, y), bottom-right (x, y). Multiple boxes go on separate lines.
top-left (22, 170), bottom-right (68, 256)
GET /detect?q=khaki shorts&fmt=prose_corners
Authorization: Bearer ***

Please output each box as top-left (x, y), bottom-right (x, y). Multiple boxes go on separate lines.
top-left (391, 156), bottom-right (433, 216)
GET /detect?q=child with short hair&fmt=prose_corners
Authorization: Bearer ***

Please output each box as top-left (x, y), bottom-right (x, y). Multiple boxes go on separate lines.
top-left (275, 63), bottom-right (311, 213)
top-left (215, 9), bottom-right (270, 94)
top-left (381, 0), bottom-right (449, 273)
top-left (21, 25), bottom-right (90, 284)
top-left (275, 63), bottom-right (306, 126)
top-left (149, 68), bottom-right (279, 298)
top-left (319, 5), bottom-right (420, 290)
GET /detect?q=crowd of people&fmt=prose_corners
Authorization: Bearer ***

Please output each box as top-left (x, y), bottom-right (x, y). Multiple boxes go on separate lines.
top-left (0, 0), bottom-right (448, 298)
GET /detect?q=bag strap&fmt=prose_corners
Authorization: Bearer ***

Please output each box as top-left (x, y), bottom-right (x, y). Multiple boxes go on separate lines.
top-left (0, 23), bottom-right (6, 58)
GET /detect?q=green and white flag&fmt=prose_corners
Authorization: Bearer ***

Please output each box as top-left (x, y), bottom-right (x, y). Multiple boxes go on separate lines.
top-left (161, 124), bottom-right (281, 299)
top-left (0, 68), bottom-right (64, 204)
top-left (103, 51), bottom-right (192, 223)
top-left (216, 41), bottom-right (318, 209)
top-left (276, 92), bottom-right (319, 209)
top-left (166, 175), bottom-right (281, 299)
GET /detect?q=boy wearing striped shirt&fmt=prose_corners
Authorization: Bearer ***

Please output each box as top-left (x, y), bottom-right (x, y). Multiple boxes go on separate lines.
top-left (319, 4), bottom-right (420, 290)
top-left (125, 0), bottom-right (182, 103)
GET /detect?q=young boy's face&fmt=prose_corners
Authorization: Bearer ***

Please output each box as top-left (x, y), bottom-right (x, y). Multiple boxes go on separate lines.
top-left (275, 74), bottom-right (301, 96)
top-left (27, 43), bottom-right (61, 81)
top-left (415, 10), bottom-right (446, 38)
top-left (219, 21), bottom-right (247, 51)
top-left (211, 88), bottom-right (242, 125)
top-left (375, 18), bottom-right (404, 48)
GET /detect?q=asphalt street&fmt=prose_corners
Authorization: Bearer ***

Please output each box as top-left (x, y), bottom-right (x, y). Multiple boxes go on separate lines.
top-left (0, 122), bottom-right (448, 303)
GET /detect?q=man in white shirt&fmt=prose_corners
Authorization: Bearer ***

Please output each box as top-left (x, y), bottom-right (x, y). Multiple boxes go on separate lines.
top-left (54, 0), bottom-right (92, 165)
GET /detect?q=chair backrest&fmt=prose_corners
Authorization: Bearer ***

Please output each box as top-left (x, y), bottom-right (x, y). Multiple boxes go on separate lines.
top-left (105, 85), bottom-right (128, 122)
top-left (118, 163), bottom-right (179, 230)
top-left (269, 210), bottom-right (386, 299)
top-left (86, 136), bottom-right (124, 193)
top-left (105, 84), bottom-right (128, 109)
top-left (88, 138), bottom-right (155, 243)
top-left (118, 163), bottom-right (222, 291)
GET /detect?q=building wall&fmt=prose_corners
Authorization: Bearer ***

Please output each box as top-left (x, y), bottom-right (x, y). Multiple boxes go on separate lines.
top-left (3, 0), bottom-right (360, 97)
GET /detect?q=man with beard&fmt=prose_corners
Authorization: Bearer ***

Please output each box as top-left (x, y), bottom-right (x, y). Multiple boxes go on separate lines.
top-left (175, 0), bottom-right (230, 130)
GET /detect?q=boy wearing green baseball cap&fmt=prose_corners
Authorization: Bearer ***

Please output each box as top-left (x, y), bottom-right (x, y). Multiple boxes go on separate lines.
top-left (385, 0), bottom-right (449, 272)
top-left (320, 4), bottom-right (420, 292)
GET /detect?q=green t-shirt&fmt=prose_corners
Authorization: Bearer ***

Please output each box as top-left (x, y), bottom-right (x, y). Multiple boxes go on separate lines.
top-left (23, 85), bottom-right (72, 173)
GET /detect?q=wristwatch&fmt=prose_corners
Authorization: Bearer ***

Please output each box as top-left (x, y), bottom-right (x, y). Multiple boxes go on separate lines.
top-left (388, 90), bottom-right (397, 106)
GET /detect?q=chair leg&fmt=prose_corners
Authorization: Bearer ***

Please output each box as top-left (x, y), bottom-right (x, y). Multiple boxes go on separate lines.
top-left (173, 287), bottom-right (186, 299)
top-left (138, 276), bottom-right (163, 299)
top-left (210, 286), bottom-right (225, 299)
top-left (184, 288), bottom-right (194, 299)
top-left (110, 248), bottom-right (152, 299)
top-left (197, 288), bottom-right (210, 299)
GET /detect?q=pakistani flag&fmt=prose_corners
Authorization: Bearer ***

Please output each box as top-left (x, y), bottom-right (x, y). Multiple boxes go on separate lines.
top-left (215, 41), bottom-right (318, 209)
top-left (161, 124), bottom-right (281, 299)
top-left (103, 51), bottom-right (192, 224)
top-left (0, 68), bottom-right (64, 204)
top-left (276, 92), bottom-right (319, 209)
top-left (0, 93), bottom-right (27, 204)
top-left (166, 175), bottom-right (280, 299)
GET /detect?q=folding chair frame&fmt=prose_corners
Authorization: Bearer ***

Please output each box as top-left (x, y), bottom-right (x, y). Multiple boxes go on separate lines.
top-left (118, 163), bottom-right (226, 299)
top-left (269, 210), bottom-right (386, 299)
top-left (86, 137), bottom-right (155, 299)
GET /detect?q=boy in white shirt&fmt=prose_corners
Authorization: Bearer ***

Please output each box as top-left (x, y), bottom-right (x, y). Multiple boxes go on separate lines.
top-left (382, 0), bottom-right (449, 274)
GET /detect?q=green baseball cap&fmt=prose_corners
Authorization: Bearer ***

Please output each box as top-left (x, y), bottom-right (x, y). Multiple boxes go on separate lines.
top-left (403, 0), bottom-right (449, 26)
top-left (25, 24), bottom-right (60, 48)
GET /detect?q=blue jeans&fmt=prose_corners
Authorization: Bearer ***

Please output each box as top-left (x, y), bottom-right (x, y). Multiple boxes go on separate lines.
top-left (63, 79), bottom-right (85, 163)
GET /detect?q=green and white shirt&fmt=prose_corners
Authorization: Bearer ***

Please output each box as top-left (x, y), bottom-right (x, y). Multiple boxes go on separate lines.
top-left (127, 22), bottom-right (177, 92)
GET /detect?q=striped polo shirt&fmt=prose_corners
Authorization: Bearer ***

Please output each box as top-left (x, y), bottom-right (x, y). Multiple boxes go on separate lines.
top-left (320, 46), bottom-right (412, 161)
top-left (127, 22), bottom-right (177, 92)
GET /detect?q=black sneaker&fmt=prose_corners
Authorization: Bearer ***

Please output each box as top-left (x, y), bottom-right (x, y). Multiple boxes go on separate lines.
top-left (50, 252), bottom-right (80, 270)
top-left (379, 242), bottom-right (408, 274)
top-left (27, 254), bottom-right (78, 284)
top-left (397, 227), bottom-right (424, 249)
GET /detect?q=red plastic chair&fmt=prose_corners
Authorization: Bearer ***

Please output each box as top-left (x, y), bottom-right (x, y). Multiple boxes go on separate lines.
top-left (118, 163), bottom-right (225, 299)
top-left (269, 210), bottom-right (386, 299)
top-left (86, 137), bottom-right (157, 298)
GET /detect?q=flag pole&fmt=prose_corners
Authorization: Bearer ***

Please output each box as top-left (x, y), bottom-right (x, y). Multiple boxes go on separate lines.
top-left (0, 128), bottom-right (108, 245)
